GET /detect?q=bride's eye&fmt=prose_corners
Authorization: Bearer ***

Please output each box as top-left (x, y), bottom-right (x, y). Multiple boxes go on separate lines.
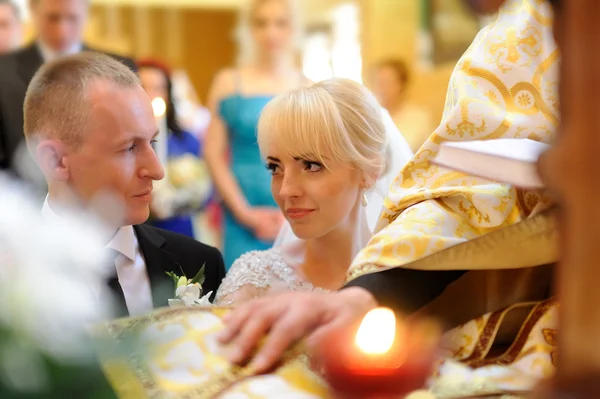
top-left (303, 161), bottom-right (323, 173)
top-left (266, 162), bottom-right (281, 175)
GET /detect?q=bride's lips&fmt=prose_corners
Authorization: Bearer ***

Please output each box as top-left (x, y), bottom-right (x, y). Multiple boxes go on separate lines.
top-left (286, 208), bottom-right (315, 219)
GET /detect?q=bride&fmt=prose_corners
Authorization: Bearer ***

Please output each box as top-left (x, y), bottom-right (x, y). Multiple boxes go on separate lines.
top-left (215, 78), bottom-right (412, 305)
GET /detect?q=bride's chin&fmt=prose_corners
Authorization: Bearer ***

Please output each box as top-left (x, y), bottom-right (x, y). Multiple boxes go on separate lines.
top-left (289, 229), bottom-right (311, 240)
top-left (289, 225), bottom-right (318, 240)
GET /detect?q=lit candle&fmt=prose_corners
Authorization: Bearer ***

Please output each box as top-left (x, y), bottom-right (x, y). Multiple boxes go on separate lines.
top-left (316, 308), bottom-right (440, 399)
top-left (151, 97), bottom-right (169, 171)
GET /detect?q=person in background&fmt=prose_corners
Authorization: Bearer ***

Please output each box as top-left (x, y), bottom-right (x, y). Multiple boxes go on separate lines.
top-left (170, 70), bottom-right (212, 142)
top-left (0, 0), bottom-right (136, 176)
top-left (138, 59), bottom-right (212, 240)
top-left (372, 59), bottom-right (434, 153)
top-left (205, 0), bottom-right (307, 270)
top-left (0, 0), bottom-right (21, 55)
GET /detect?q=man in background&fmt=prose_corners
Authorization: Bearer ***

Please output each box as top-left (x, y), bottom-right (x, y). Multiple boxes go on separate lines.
top-left (0, 0), bottom-right (21, 55)
top-left (0, 0), bottom-right (136, 178)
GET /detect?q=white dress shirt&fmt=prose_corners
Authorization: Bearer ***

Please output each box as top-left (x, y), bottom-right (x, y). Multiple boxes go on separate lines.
top-left (37, 41), bottom-right (83, 63)
top-left (41, 197), bottom-right (154, 316)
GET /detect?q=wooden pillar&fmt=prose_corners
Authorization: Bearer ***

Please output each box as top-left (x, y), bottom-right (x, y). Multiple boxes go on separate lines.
top-left (534, 0), bottom-right (600, 395)
top-left (133, 6), bottom-right (152, 58)
top-left (164, 8), bottom-right (183, 67)
top-left (105, 4), bottom-right (121, 42)
top-left (358, 0), bottom-right (419, 74)
top-left (357, 0), bottom-right (453, 125)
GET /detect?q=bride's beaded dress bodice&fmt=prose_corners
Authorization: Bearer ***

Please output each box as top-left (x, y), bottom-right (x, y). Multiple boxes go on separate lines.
top-left (215, 249), bottom-right (326, 305)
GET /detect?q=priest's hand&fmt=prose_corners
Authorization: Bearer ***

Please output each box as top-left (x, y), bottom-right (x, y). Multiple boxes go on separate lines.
top-left (217, 287), bottom-right (377, 373)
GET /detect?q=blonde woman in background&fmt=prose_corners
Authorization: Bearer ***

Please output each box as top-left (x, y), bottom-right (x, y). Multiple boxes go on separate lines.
top-left (373, 59), bottom-right (434, 153)
top-left (205, 0), bottom-right (307, 270)
top-left (215, 78), bottom-right (413, 305)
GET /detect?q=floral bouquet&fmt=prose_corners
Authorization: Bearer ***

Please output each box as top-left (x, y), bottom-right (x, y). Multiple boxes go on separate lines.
top-left (151, 154), bottom-right (212, 220)
top-left (167, 154), bottom-right (210, 189)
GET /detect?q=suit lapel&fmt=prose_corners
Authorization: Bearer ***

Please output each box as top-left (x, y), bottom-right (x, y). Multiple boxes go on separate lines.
top-left (17, 43), bottom-right (44, 86)
top-left (134, 225), bottom-right (178, 308)
top-left (107, 272), bottom-right (129, 319)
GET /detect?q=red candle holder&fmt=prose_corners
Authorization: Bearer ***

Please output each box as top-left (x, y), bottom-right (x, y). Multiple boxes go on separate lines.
top-left (314, 308), bottom-right (440, 399)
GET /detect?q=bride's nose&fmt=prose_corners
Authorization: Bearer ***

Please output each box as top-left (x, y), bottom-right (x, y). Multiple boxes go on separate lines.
top-left (278, 172), bottom-right (303, 200)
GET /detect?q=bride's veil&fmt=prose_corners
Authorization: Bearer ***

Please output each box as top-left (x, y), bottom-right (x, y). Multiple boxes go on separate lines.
top-left (272, 108), bottom-right (414, 248)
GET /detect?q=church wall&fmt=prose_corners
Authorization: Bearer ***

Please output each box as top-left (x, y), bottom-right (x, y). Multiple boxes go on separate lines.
top-left (20, 0), bottom-right (456, 122)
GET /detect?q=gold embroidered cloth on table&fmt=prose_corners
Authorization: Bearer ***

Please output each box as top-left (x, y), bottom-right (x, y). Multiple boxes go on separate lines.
top-left (91, 301), bottom-right (557, 398)
top-left (346, 0), bottom-right (559, 392)
top-left (91, 307), bottom-right (331, 399)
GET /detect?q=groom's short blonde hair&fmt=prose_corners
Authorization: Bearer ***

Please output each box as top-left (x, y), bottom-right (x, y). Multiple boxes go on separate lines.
top-left (23, 52), bottom-right (139, 149)
top-left (257, 78), bottom-right (388, 186)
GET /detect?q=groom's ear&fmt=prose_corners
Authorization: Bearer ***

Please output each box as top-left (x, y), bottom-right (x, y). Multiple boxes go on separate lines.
top-left (35, 139), bottom-right (70, 181)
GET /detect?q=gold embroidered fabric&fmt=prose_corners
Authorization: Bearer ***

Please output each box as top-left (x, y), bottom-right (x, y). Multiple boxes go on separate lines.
top-left (436, 298), bottom-right (559, 393)
top-left (92, 303), bottom-right (558, 398)
top-left (348, 0), bottom-right (559, 280)
top-left (345, 0), bottom-right (560, 392)
top-left (91, 307), bottom-right (331, 399)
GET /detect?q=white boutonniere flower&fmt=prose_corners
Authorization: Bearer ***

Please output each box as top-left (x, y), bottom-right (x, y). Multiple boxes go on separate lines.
top-left (166, 264), bottom-right (213, 307)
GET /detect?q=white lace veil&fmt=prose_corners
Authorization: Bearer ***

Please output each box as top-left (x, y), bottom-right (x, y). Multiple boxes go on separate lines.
top-left (272, 108), bottom-right (414, 249)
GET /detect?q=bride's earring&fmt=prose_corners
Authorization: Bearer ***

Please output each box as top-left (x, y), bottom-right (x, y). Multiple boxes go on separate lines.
top-left (362, 191), bottom-right (369, 207)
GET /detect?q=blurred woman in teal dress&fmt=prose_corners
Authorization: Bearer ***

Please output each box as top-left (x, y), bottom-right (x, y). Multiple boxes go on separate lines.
top-left (205, 0), bottom-right (307, 269)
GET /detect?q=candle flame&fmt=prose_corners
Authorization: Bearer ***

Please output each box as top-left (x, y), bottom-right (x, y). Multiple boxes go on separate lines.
top-left (355, 308), bottom-right (396, 355)
top-left (152, 97), bottom-right (167, 118)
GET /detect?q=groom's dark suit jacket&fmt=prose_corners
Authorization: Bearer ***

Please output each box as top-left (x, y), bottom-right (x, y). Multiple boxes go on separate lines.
top-left (108, 224), bottom-right (226, 317)
top-left (0, 42), bottom-right (137, 174)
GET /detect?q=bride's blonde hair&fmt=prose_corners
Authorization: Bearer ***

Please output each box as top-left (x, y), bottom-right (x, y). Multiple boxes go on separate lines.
top-left (257, 78), bottom-right (388, 187)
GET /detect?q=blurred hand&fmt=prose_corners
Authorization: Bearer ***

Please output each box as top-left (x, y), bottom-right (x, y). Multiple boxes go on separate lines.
top-left (217, 287), bottom-right (378, 373)
top-left (246, 207), bottom-right (284, 241)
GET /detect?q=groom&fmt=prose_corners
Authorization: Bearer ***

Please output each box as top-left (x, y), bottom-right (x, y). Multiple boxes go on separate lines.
top-left (25, 52), bottom-right (226, 317)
